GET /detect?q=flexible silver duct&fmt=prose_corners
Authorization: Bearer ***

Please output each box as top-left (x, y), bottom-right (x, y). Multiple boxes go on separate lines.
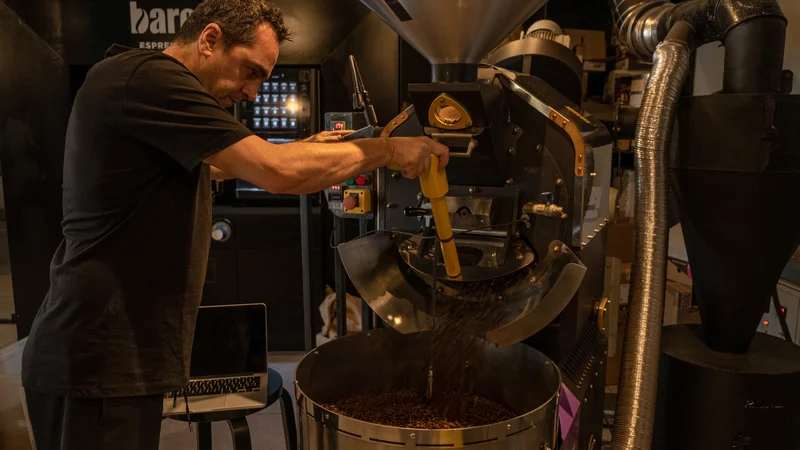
top-left (607, 0), bottom-right (784, 447)
top-left (610, 22), bottom-right (695, 450)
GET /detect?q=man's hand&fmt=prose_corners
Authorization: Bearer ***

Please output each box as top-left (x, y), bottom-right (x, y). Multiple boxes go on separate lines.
top-left (303, 130), bottom-right (354, 143)
top-left (385, 137), bottom-right (450, 179)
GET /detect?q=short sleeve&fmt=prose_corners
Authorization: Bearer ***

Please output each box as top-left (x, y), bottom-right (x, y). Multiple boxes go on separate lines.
top-left (123, 56), bottom-right (254, 171)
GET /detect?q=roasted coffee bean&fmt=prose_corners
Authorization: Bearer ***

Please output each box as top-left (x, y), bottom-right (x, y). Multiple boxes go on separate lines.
top-left (323, 389), bottom-right (514, 429)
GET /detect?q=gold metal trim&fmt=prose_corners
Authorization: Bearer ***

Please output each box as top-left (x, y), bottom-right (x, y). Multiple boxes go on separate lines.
top-left (380, 106), bottom-right (413, 138)
top-left (565, 105), bottom-right (591, 125)
top-left (428, 93), bottom-right (473, 130)
top-left (596, 297), bottom-right (611, 333)
top-left (497, 75), bottom-right (587, 177)
top-left (430, 132), bottom-right (476, 158)
top-left (549, 110), bottom-right (586, 177)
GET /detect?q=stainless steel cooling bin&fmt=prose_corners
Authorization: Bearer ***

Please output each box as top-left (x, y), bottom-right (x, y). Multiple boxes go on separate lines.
top-left (294, 328), bottom-right (561, 449)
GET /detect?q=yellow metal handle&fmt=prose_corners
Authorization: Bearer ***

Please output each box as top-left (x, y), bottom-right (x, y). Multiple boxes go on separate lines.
top-left (419, 154), bottom-right (461, 278)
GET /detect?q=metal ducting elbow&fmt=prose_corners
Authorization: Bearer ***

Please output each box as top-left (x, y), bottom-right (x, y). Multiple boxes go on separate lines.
top-left (611, 0), bottom-right (786, 60)
top-left (610, 0), bottom-right (675, 59)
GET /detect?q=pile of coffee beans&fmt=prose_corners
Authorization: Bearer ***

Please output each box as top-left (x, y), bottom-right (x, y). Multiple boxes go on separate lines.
top-left (324, 263), bottom-right (529, 429)
top-left (324, 388), bottom-right (515, 429)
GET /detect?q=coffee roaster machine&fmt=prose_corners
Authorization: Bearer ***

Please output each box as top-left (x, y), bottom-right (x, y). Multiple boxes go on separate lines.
top-left (297, 0), bottom-right (800, 449)
top-left (298, 1), bottom-right (615, 449)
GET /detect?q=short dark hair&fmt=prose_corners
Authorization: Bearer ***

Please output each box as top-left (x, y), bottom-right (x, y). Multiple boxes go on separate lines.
top-left (175, 0), bottom-right (291, 48)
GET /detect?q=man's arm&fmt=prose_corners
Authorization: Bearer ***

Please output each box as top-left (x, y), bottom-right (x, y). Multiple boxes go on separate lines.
top-left (303, 130), bottom-right (354, 142)
top-left (210, 166), bottom-right (234, 181)
top-left (204, 136), bottom-right (448, 195)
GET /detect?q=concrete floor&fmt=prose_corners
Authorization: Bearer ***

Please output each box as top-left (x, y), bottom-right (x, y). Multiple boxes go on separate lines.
top-left (0, 218), bottom-right (17, 350)
top-left (0, 271), bottom-right (17, 350)
top-left (0, 322), bottom-right (15, 353)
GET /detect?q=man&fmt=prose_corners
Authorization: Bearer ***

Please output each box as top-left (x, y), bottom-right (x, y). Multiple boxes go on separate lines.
top-left (20, 1), bottom-right (449, 448)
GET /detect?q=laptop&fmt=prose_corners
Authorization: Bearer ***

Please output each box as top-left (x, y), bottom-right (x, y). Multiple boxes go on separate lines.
top-left (163, 303), bottom-right (269, 416)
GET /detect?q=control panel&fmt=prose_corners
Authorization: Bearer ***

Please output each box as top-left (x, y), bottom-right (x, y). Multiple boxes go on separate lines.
top-left (325, 175), bottom-right (375, 219)
top-left (322, 111), bottom-right (374, 219)
top-left (325, 112), bottom-right (367, 132)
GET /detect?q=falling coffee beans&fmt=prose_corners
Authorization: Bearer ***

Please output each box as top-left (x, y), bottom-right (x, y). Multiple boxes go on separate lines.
top-left (426, 270), bottom-right (527, 420)
top-left (324, 270), bottom-right (528, 429)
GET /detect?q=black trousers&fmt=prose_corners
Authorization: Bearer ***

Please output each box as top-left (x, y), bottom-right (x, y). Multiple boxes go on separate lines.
top-left (25, 389), bottom-right (164, 450)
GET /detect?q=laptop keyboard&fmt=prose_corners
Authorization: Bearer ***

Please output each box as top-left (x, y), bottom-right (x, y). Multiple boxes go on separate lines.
top-left (165, 375), bottom-right (261, 398)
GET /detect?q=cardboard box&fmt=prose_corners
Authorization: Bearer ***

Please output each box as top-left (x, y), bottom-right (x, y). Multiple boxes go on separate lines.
top-left (606, 221), bottom-right (634, 306)
top-left (664, 281), bottom-right (696, 326)
top-left (564, 29), bottom-right (606, 72)
top-left (606, 221), bottom-right (634, 263)
top-left (620, 263), bottom-right (631, 306)
top-left (679, 307), bottom-right (702, 325)
top-left (667, 260), bottom-right (692, 286)
top-left (614, 56), bottom-right (653, 71)
top-left (611, 170), bottom-right (635, 220)
top-left (604, 69), bottom-right (651, 104)
top-left (606, 307), bottom-right (626, 386)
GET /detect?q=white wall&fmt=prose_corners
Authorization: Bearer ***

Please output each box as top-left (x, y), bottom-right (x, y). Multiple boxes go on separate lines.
top-left (694, 0), bottom-right (800, 95)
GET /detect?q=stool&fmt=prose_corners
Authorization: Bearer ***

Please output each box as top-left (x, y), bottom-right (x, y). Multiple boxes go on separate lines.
top-left (169, 368), bottom-right (297, 450)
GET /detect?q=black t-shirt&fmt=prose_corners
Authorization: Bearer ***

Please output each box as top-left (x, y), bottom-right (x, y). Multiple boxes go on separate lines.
top-left (21, 47), bottom-right (253, 398)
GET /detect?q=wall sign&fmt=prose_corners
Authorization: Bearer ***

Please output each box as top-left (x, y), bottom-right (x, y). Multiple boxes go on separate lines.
top-left (7, 0), bottom-right (373, 66)
top-left (129, 1), bottom-right (195, 49)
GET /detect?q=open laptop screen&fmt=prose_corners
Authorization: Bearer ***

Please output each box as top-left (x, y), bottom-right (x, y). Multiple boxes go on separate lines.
top-left (189, 304), bottom-right (268, 377)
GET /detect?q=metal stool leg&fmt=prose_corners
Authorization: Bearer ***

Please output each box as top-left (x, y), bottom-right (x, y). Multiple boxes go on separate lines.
top-left (197, 422), bottom-right (212, 450)
top-left (279, 388), bottom-right (299, 450)
top-left (228, 417), bottom-right (252, 450)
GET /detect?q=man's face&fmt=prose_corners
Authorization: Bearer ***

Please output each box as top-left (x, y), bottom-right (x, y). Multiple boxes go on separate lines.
top-left (198, 24), bottom-right (280, 107)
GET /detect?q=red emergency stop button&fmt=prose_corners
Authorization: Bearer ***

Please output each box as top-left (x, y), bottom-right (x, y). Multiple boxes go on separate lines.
top-left (355, 175), bottom-right (370, 186)
top-left (344, 195), bottom-right (359, 210)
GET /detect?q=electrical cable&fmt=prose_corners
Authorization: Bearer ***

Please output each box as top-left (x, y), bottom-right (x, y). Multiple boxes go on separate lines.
top-left (328, 218), bottom-right (340, 250)
top-left (183, 388), bottom-right (192, 431)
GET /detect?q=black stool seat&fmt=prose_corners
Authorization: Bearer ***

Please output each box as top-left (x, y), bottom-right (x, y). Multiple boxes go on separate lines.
top-left (168, 368), bottom-right (297, 450)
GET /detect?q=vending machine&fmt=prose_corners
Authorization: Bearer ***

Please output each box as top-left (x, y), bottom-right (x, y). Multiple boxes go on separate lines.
top-left (221, 66), bottom-right (320, 204)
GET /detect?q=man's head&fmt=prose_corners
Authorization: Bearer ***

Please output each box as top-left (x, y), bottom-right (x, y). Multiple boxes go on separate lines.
top-left (172, 0), bottom-right (291, 107)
